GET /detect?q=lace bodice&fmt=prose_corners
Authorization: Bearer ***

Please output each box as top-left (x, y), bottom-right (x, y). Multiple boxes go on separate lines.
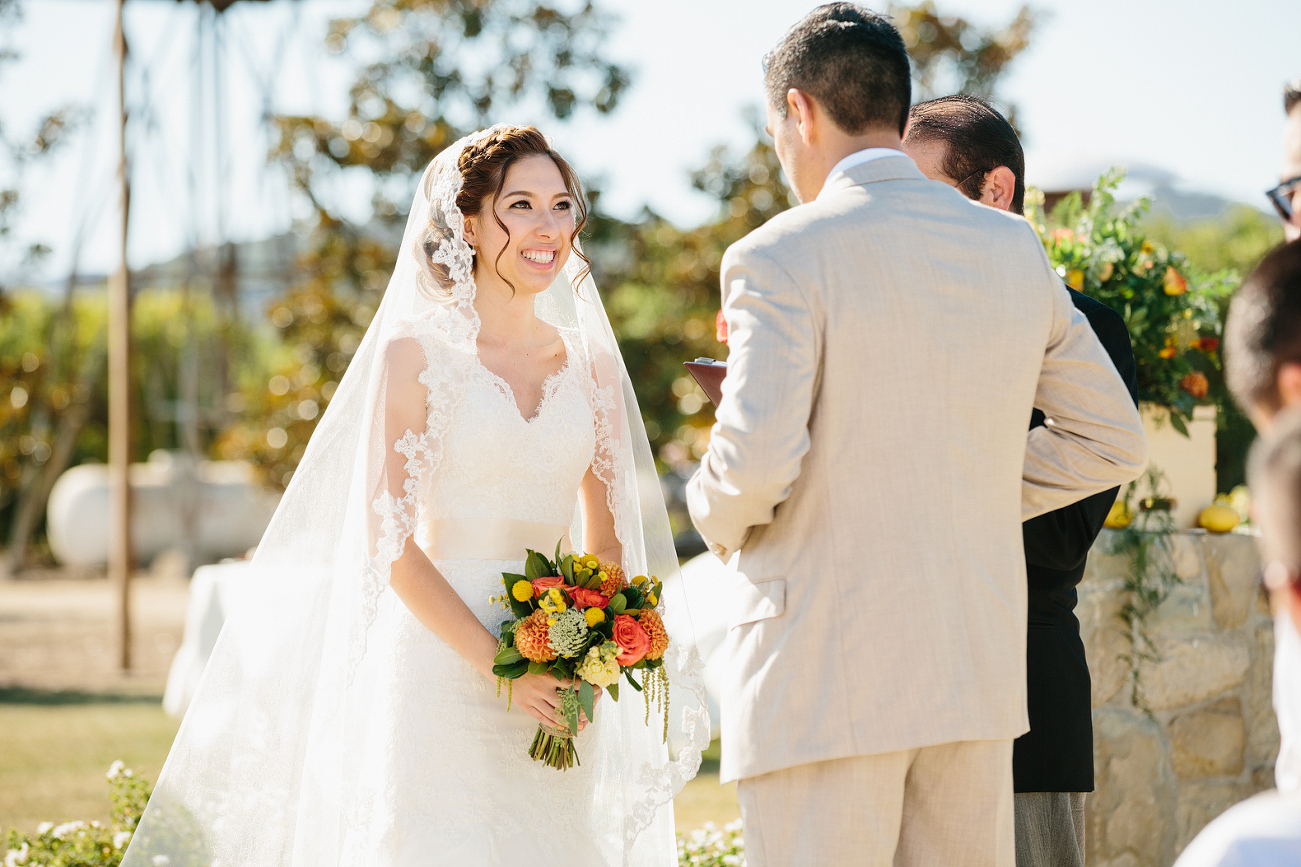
top-left (415, 327), bottom-right (594, 533)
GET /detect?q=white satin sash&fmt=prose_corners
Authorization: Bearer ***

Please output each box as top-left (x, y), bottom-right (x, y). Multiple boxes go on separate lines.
top-left (419, 517), bottom-right (573, 562)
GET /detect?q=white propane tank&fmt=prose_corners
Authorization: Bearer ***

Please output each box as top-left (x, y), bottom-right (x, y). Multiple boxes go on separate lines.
top-left (46, 451), bottom-right (279, 567)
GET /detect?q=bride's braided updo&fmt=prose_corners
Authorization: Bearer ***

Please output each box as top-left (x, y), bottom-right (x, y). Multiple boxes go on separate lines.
top-left (419, 125), bottom-right (590, 295)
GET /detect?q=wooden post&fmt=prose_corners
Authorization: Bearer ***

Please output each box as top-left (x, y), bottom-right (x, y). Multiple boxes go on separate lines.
top-left (109, 0), bottom-right (133, 672)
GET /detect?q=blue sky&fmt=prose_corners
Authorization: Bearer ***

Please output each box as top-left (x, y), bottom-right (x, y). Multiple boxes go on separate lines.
top-left (2, 0), bottom-right (1298, 281)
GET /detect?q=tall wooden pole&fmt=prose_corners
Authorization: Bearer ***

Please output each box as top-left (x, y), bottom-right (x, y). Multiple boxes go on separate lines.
top-left (109, 0), bottom-right (133, 672)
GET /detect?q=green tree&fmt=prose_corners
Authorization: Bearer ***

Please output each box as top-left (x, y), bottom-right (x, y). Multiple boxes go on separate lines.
top-left (600, 3), bottom-right (1038, 480)
top-left (220, 0), bottom-right (630, 488)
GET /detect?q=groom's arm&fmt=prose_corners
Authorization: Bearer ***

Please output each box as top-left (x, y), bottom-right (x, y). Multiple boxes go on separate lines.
top-left (687, 244), bottom-right (820, 561)
top-left (1022, 257), bottom-right (1147, 520)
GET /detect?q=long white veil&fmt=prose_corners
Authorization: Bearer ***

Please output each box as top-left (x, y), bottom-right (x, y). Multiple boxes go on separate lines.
top-left (122, 126), bottom-right (708, 867)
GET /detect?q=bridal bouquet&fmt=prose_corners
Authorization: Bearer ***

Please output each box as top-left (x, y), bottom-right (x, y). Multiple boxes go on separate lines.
top-left (490, 544), bottom-right (670, 770)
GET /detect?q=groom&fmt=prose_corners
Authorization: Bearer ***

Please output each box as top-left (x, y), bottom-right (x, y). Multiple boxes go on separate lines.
top-left (686, 5), bottom-right (1147, 866)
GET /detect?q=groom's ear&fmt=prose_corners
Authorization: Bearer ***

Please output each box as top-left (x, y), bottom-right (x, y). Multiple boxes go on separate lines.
top-left (787, 88), bottom-right (817, 145)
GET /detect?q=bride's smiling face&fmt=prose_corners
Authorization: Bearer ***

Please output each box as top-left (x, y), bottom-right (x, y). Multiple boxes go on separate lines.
top-left (464, 155), bottom-right (575, 297)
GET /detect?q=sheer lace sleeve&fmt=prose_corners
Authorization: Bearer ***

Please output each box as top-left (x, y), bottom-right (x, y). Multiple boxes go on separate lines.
top-left (353, 319), bottom-right (462, 671)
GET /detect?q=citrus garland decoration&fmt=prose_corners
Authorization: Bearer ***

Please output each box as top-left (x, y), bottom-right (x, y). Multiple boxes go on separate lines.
top-left (490, 542), bottom-right (670, 770)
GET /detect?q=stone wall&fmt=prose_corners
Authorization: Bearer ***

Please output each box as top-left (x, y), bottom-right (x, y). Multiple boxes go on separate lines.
top-left (1080, 530), bottom-right (1276, 867)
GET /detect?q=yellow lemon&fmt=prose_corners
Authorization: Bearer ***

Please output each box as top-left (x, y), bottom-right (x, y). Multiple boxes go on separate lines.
top-left (584, 608), bottom-right (605, 627)
top-left (1198, 504), bottom-right (1240, 533)
top-left (1104, 501), bottom-right (1133, 530)
top-left (511, 579), bottom-right (534, 602)
top-left (1067, 269), bottom-right (1085, 290)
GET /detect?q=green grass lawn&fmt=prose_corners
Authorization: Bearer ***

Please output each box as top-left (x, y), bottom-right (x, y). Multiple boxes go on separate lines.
top-left (0, 689), bottom-right (179, 835)
top-left (0, 688), bottom-right (737, 838)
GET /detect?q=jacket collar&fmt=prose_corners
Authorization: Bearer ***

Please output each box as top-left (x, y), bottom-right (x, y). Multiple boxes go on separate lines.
top-left (816, 155), bottom-right (926, 202)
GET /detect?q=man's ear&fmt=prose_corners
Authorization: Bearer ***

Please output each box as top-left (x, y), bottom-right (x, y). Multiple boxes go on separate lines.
top-left (983, 166), bottom-right (1018, 213)
top-left (1279, 361), bottom-right (1301, 409)
top-left (788, 88), bottom-right (816, 145)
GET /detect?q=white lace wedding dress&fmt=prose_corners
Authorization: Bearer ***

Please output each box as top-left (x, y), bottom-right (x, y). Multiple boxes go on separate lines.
top-left (349, 326), bottom-right (618, 866)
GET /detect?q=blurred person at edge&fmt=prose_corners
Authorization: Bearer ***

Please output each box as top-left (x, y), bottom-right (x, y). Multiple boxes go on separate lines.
top-left (1269, 79), bottom-right (1301, 243)
top-left (1175, 234), bottom-right (1301, 866)
top-left (903, 95), bottom-right (1138, 867)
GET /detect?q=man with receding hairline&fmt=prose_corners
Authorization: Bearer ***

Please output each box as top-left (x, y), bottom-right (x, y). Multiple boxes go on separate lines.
top-left (687, 5), bottom-right (1147, 866)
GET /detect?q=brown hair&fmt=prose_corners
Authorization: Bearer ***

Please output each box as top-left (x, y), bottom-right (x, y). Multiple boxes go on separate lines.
top-left (906, 95), bottom-right (1026, 214)
top-left (1226, 239), bottom-right (1301, 414)
top-left (421, 125), bottom-right (589, 295)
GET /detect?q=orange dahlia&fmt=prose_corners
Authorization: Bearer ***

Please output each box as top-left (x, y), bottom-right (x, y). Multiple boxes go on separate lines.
top-left (514, 609), bottom-right (557, 663)
top-left (598, 562), bottom-right (627, 597)
top-left (639, 609), bottom-right (669, 661)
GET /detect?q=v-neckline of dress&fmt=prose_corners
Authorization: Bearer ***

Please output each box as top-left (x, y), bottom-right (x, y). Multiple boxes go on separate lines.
top-left (477, 336), bottom-right (573, 426)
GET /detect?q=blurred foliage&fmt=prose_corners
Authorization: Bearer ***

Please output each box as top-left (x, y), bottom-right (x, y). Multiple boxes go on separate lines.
top-left (1142, 205), bottom-right (1283, 489)
top-left (1027, 172), bottom-right (1257, 492)
top-left (1143, 205), bottom-right (1284, 278)
top-left (218, 0), bottom-right (1044, 492)
top-left (1028, 170), bottom-right (1232, 431)
top-left (0, 289), bottom-right (266, 560)
top-left (218, 0), bottom-right (628, 489)
top-left (892, 2), bottom-right (1036, 127)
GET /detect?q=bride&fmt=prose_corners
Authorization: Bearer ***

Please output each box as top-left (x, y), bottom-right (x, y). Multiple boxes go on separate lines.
top-left (121, 126), bottom-right (708, 867)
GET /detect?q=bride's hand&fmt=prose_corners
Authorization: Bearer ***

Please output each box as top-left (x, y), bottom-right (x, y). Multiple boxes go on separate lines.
top-left (511, 674), bottom-right (602, 731)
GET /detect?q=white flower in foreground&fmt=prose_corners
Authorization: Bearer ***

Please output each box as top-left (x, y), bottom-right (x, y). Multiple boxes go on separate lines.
top-left (4, 841), bottom-right (29, 866)
top-left (51, 820), bottom-right (87, 840)
top-left (107, 759), bottom-right (126, 779)
top-left (153, 855), bottom-right (172, 866)
top-left (35, 822), bottom-right (52, 835)
top-left (114, 830), bottom-right (133, 848)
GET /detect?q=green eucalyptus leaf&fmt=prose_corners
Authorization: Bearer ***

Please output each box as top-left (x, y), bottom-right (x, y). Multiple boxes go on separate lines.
top-left (608, 682), bottom-right (620, 702)
top-left (609, 593), bottom-right (627, 614)
top-left (578, 680), bottom-right (595, 723)
top-left (528, 660), bottom-right (549, 676)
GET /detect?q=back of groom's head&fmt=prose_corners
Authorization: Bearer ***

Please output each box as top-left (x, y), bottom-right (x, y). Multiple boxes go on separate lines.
top-left (764, 3), bottom-right (912, 136)
top-left (905, 95), bottom-right (1026, 214)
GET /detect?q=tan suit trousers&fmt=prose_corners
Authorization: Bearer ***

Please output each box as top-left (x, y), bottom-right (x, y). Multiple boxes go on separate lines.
top-left (736, 739), bottom-right (1015, 867)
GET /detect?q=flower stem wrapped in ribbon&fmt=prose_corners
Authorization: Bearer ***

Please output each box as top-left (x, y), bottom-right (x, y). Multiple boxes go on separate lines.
top-left (489, 541), bottom-right (671, 770)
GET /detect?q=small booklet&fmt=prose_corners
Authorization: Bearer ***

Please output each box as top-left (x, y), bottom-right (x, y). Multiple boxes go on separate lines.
top-left (683, 357), bottom-right (727, 406)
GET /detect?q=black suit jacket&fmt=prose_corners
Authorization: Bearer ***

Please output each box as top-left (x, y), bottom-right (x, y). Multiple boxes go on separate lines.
top-left (1012, 287), bottom-right (1138, 794)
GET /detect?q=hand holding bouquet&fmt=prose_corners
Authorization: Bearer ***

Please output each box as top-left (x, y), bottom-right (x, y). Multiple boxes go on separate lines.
top-left (491, 543), bottom-right (671, 770)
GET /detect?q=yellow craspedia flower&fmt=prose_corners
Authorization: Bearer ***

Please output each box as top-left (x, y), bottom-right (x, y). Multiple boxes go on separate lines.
top-left (647, 592), bottom-right (658, 607)
top-left (584, 608), bottom-right (605, 627)
top-left (511, 579), bottom-right (534, 602)
top-left (548, 587), bottom-right (567, 612)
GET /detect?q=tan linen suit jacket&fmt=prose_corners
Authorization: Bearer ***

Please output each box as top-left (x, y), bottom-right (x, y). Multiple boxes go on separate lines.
top-left (686, 156), bottom-right (1147, 785)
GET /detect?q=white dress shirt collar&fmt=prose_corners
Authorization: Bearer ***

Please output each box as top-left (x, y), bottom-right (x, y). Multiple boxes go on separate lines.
top-left (825, 147), bottom-right (908, 181)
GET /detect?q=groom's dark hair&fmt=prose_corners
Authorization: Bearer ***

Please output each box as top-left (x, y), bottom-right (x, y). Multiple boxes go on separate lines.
top-left (764, 3), bottom-right (911, 136)
top-left (906, 95), bottom-right (1026, 213)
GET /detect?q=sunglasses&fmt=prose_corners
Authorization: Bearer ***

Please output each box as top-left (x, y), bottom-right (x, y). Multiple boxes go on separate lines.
top-left (1267, 174), bottom-right (1301, 223)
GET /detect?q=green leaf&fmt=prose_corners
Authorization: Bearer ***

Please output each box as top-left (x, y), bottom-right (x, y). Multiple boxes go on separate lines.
top-left (625, 669), bottom-right (643, 691)
top-left (528, 660), bottom-right (549, 676)
top-left (494, 645), bottom-right (524, 665)
top-left (578, 679), bottom-right (595, 723)
top-left (555, 539), bottom-right (564, 566)
top-left (609, 593), bottom-right (627, 614)
top-left (524, 552), bottom-right (542, 581)
top-left (608, 682), bottom-right (619, 702)
top-left (1169, 412), bottom-right (1189, 437)
top-left (526, 550), bottom-right (552, 581)
top-left (560, 554), bottom-right (575, 583)
top-left (565, 697), bottom-right (580, 736)
top-left (492, 660), bottom-right (529, 679)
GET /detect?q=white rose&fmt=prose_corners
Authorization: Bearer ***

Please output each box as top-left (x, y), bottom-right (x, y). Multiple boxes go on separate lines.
top-left (114, 830), bottom-right (133, 849)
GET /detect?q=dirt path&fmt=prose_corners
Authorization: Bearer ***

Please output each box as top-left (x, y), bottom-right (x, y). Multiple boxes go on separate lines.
top-left (0, 570), bottom-right (189, 695)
